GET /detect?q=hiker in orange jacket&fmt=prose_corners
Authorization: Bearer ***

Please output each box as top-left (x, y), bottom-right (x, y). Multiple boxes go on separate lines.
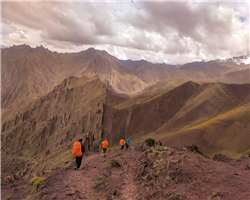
top-left (120, 138), bottom-right (125, 150)
top-left (72, 138), bottom-right (85, 170)
top-left (102, 138), bottom-right (108, 157)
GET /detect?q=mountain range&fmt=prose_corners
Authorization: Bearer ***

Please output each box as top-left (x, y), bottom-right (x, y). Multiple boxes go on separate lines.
top-left (1, 44), bottom-right (249, 185)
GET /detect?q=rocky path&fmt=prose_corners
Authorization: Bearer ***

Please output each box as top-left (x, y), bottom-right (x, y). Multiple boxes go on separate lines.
top-left (41, 149), bottom-right (141, 200)
top-left (2, 145), bottom-right (250, 200)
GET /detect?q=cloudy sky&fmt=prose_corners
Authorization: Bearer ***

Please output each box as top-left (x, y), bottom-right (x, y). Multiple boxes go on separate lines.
top-left (1, 1), bottom-right (249, 64)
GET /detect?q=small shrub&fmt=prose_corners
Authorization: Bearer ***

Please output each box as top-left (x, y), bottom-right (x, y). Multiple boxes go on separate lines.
top-left (146, 181), bottom-right (154, 187)
top-left (144, 137), bottom-right (155, 147)
top-left (110, 159), bottom-right (121, 167)
top-left (155, 146), bottom-right (165, 151)
top-left (155, 170), bottom-right (160, 176)
top-left (97, 174), bottom-right (103, 179)
top-left (147, 150), bottom-right (157, 157)
top-left (3, 193), bottom-right (12, 200)
top-left (212, 190), bottom-right (220, 198)
top-left (165, 192), bottom-right (172, 198)
top-left (30, 177), bottom-right (46, 187)
top-left (178, 193), bottom-right (184, 200)
top-left (177, 152), bottom-right (184, 155)
top-left (169, 171), bottom-right (175, 181)
top-left (92, 181), bottom-right (103, 188)
top-left (21, 189), bottom-right (31, 196)
top-left (63, 162), bottom-right (72, 169)
top-left (45, 170), bottom-right (52, 173)
top-left (154, 159), bottom-right (164, 166)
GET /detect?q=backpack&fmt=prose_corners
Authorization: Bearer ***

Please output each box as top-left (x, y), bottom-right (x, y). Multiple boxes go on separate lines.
top-left (120, 139), bottom-right (124, 146)
top-left (72, 141), bottom-right (82, 157)
top-left (102, 140), bottom-right (108, 149)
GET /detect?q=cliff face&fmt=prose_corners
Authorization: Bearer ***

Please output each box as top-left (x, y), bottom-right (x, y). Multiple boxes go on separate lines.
top-left (1, 76), bottom-right (107, 184)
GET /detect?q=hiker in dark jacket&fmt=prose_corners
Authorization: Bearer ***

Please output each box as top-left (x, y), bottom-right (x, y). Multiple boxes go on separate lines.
top-left (125, 138), bottom-right (131, 151)
top-left (74, 138), bottom-right (85, 170)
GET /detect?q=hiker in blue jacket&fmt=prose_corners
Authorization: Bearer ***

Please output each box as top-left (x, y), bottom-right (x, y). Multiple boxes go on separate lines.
top-left (125, 138), bottom-right (131, 151)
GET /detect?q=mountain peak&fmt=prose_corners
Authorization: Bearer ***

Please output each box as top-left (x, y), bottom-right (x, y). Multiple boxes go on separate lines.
top-left (85, 47), bottom-right (96, 53)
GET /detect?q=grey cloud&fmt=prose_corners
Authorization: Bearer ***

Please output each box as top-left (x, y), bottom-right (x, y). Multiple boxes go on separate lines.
top-left (1, 1), bottom-right (249, 64)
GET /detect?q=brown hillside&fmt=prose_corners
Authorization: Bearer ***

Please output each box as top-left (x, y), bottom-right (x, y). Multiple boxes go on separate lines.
top-left (102, 82), bottom-right (250, 151)
top-left (156, 103), bottom-right (250, 158)
top-left (217, 68), bottom-right (250, 84)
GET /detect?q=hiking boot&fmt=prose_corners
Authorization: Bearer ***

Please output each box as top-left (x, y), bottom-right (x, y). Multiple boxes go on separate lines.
top-left (74, 166), bottom-right (76, 170)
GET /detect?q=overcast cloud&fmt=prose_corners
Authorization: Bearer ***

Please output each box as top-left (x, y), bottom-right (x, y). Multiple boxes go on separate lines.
top-left (1, 1), bottom-right (249, 64)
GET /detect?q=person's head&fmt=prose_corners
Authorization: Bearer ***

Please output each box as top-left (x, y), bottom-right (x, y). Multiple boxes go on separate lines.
top-left (105, 138), bottom-right (107, 141)
top-left (123, 137), bottom-right (125, 140)
top-left (79, 138), bottom-right (83, 142)
top-left (127, 138), bottom-right (129, 140)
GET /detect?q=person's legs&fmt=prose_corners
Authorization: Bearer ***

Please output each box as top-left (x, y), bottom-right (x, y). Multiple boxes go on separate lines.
top-left (103, 148), bottom-right (107, 157)
top-left (121, 145), bottom-right (124, 150)
top-left (126, 146), bottom-right (129, 151)
top-left (77, 156), bottom-right (83, 169)
top-left (75, 157), bottom-right (77, 170)
top-left (75, 157), bottom-right (82, 169)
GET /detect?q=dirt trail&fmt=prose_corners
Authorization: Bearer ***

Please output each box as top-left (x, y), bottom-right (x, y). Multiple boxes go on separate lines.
top-left (41, 149), bottom-right (141, 200)
top-left (114, 151), bottom-right (139, 199)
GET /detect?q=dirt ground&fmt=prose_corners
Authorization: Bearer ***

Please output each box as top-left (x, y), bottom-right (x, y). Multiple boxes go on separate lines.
top-left (2, 145), bottom-right (250, 200)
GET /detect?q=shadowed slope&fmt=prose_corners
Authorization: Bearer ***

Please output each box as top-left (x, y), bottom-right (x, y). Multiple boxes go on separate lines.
top-left (1, 76), bottom-right (107, 185)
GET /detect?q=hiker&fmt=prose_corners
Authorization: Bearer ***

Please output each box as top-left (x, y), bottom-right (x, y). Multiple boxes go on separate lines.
top-left (72, 138), bottom-right (85, 170)
top-left (120, 138), bottom-right (125, 150)
top-left (125, 138), bottom-right (131, 151)
top-left (102, 138), bottom-right (108, 158)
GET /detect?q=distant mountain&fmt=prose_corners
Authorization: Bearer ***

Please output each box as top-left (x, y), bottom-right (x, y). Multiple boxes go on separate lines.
top-left (2, 45), bottom-right (249, 116)
top-left (179, 61), bottom-right (207, 70)
top-left (217, 68), bottom-right (250, 84)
